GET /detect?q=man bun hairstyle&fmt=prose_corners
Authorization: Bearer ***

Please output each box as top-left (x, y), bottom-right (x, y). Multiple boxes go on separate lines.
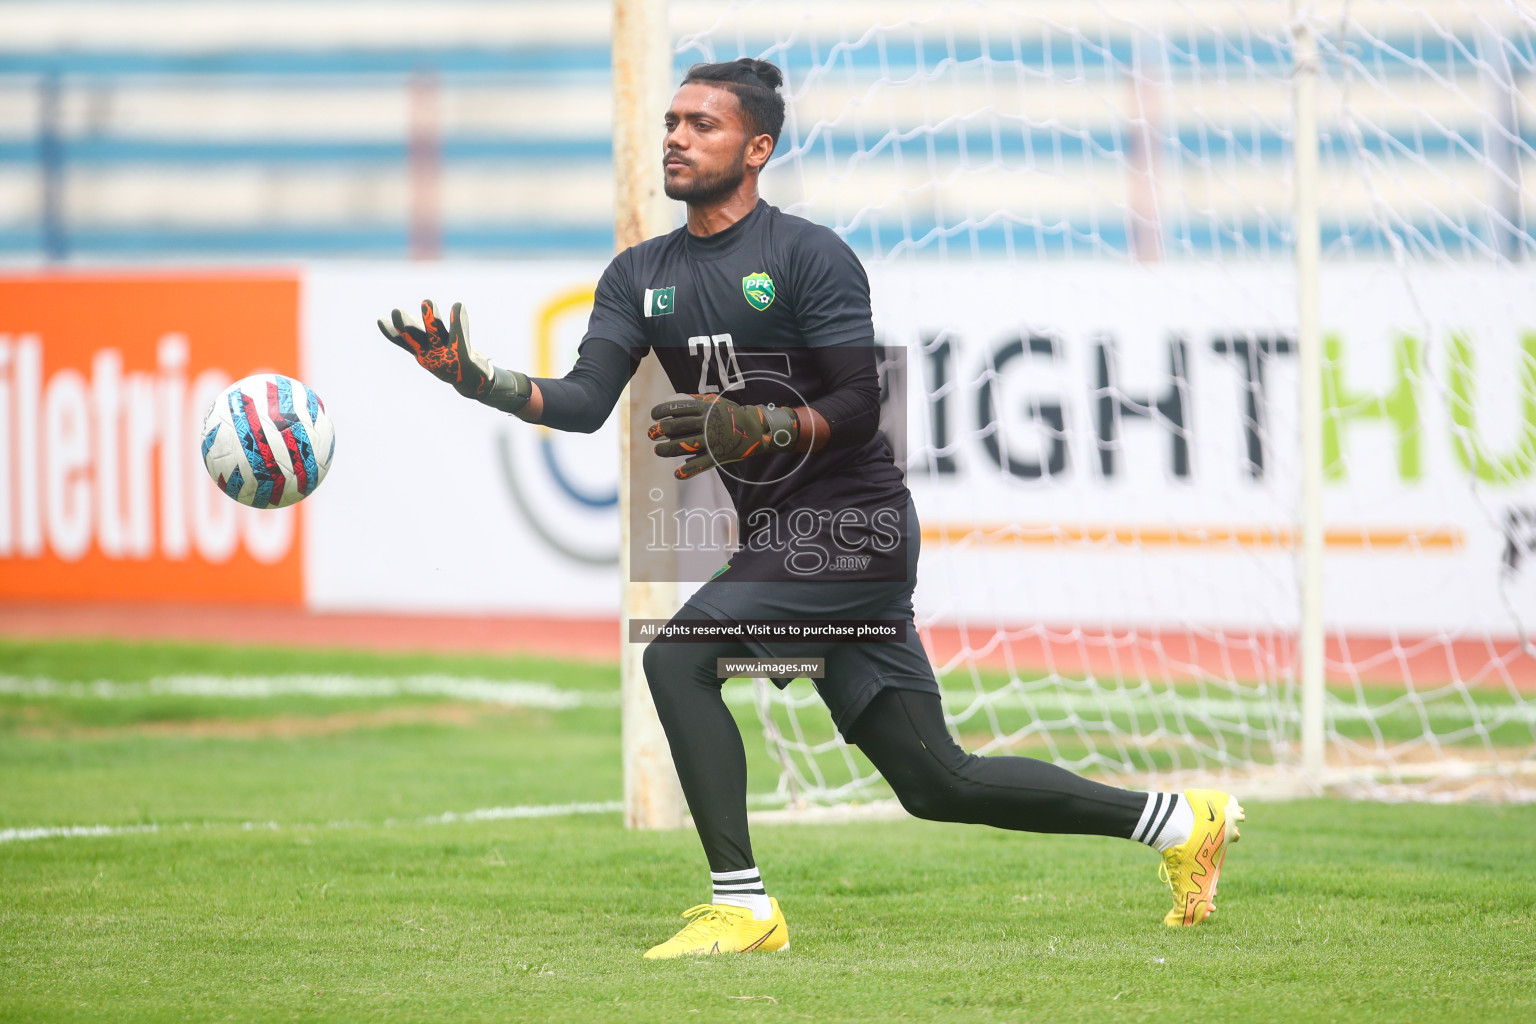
top-left (681, 58), bottom-right (786, 156)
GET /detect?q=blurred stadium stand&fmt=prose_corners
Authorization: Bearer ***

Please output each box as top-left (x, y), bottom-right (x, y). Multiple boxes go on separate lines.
top-left (2, 1), bottom-right (618, 262)
top-left (0, 1), bottom-right (1531, 263)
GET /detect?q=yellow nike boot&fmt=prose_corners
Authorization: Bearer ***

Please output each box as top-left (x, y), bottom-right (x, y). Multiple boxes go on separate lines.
top-left (1160, 788), bottom-right (1244, 927)
top-left (642, 899), bottom-right (790, 959)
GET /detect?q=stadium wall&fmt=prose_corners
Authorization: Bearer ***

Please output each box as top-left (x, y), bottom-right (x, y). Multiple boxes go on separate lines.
top-left (2, 264), bottom-right (1535, 640)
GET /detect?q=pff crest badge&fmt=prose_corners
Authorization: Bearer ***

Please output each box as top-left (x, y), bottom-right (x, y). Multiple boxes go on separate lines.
top-left (742, 272), bottom-right (775, 311)
top-left (644, 286), bottom-right (675, 317)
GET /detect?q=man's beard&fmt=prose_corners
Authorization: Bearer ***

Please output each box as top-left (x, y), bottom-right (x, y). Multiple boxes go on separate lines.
top-left (663, 143), bottom-right (749, 204)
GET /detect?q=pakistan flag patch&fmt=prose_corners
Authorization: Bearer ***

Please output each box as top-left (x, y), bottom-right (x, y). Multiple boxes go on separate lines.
top-left (742, 272), bottom-right (775, 311)
top-left (644, 286), bottom-right (675, 317)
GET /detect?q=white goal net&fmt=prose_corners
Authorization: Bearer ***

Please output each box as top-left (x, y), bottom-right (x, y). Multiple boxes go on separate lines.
top-left (667, 0), bottom-right (1536, 805)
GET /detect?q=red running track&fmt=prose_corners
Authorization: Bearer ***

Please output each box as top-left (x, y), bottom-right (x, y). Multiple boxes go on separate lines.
top-left (0, 602), bottom-right (1531, 688)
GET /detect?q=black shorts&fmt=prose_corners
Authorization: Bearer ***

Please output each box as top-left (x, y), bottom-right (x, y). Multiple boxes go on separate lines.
top-left (676, 495), bottom-right (939, 734)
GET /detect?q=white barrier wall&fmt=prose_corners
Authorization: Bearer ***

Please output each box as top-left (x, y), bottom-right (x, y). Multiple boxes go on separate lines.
top-left (303, 263), bottom-right (621, 614)
top-left (301, 261), bottom-right (1536, 635)
top-left (879, 264), bottom-right (1536, 637)
top-left (4, 263), bottom-right (1533, 638)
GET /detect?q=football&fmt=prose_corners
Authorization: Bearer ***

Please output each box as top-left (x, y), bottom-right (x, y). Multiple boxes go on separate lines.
top-left (200, 373), bottom-right (336, 508)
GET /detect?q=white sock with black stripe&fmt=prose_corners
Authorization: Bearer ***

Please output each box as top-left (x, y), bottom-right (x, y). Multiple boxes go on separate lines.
top-left (1133, 792), bottom-right (1194, 853)
top-left (711, 867), bottom-right (772, 920)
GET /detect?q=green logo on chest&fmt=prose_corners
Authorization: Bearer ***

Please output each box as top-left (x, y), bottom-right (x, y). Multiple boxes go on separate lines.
top-left (742, 272), bottom-right (775, 311)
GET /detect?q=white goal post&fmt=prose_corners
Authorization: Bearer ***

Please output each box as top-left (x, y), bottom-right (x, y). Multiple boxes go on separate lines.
top-left (619, 0), bottom-right (1536, 822)
top-left (615, 0), bottom-right (686, 829)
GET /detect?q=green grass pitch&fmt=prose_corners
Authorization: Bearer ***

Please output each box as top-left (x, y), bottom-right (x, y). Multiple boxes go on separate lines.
top-left (2, 638), bottom-right (1533, 1024)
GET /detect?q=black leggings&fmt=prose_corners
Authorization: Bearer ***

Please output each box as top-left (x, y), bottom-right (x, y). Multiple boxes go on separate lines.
top-left (643, 638), bottom-right (1146, 874)
top-left (848, 688), bottom-right (1145, 837)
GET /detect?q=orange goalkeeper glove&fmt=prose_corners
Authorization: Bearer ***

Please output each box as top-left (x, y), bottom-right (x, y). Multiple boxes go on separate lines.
top-left (378, 299), bottom-right (531, 413)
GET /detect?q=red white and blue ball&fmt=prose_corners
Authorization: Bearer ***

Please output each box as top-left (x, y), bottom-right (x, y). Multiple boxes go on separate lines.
top-left (200, 374), bottom-right (335, 509)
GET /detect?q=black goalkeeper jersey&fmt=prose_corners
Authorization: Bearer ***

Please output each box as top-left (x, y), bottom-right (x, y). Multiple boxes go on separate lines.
top-left (583, 199), bottom-right (911, 581)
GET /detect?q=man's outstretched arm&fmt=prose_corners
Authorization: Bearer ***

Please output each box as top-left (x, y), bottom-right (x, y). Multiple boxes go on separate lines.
top-left (379, 300), bottom-right (636, 433)
top-left (520, 338), bottom-right (636, 431)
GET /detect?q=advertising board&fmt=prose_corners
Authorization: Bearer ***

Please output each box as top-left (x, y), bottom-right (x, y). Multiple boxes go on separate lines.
top-left (5, 262), bottom-right (1534, 639)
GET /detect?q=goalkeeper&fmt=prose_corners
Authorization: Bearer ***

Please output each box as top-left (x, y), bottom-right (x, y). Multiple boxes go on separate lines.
top-left (380, 57), bottom-right (1244, 958)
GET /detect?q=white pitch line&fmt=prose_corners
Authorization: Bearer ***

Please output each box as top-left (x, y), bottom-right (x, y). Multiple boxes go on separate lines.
top-left (407, 801), bottom-right (623, 826)
top-left (0, 673), bottom-right (619, 709)
top-left (0, 800), bottom-right (625, 845)
top-left (0, 822), bottom-right (163, 843)
top-left (5, 673), bottom-right (1527, 725)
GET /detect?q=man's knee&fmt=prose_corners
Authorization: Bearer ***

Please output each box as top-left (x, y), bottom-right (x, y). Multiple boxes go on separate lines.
top-left (642, 639), bottom-right (718, 709)
top-left (641, 638), bottom-right (662, 683)
top-left (642, 639), bottom-right (679, 696)
top-left (888, 774), bottom-right (968, 823)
